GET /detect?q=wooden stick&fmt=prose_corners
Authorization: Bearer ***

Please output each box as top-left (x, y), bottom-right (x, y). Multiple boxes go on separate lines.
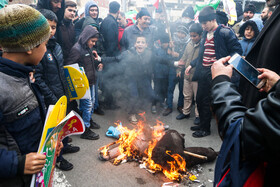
top-left (98, 141), bottom-right (118, 151)
top-left (184, 151), bottom-right (208, 160)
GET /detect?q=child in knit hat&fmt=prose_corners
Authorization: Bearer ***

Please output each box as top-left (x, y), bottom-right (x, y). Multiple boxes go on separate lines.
top-left (0, 4), bottom-right (59, 186)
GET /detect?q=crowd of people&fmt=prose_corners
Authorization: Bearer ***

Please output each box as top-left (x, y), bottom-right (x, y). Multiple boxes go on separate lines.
top-left (0, 0), bottom-right (280, 186)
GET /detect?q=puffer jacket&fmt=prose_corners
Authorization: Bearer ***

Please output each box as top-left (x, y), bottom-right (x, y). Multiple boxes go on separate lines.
top-left (191, 25), bottom-right (242, 81)
top-left (66, 25), bottom-right (99, 85)
top-left (34, 37), bottom-right (69, 107)
top-left (0, 57), bottom-right (45, 186)
top-left (211, 75), bottom-right (280, 186)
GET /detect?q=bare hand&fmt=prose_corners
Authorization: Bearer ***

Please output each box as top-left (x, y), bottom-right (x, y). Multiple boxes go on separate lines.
top-left (24, 153), bottom-right (46, 174)
top-left (178, 60), bottom-right (185, 66)
top-left (211, 56), bottom-right (232, 79)
top-left (185, 65), bottom-right (192, 75)
top-left (176, 72), bottom-right (181, 77)
top-left (55, 141), bottom-right (64, 157)
top-left (29, 72), bottom-right (35, 83)
top-left (171, 51), bottom-right (179, 58)
top-left (92, 50), bottom-right (100, 61)
top-left (97, 63), bottom-right (103, 71)
top-left (258, 68), bottom-right (280, 93)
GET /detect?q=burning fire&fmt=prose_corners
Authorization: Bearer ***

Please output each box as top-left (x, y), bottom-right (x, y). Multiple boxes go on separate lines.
top-left (99, 113), bottom-right (189, 181)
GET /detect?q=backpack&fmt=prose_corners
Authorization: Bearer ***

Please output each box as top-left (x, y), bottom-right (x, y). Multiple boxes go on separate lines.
top-left (214, 119), bottom-right (266, 187)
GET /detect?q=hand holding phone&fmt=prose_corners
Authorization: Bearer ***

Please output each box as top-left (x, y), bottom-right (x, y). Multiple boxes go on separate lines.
top-left (228, 54), bottom-right (266, 89)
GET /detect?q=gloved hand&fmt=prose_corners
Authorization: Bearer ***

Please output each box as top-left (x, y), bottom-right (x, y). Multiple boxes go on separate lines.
top-left (106, 126), bottom-right (121, 139)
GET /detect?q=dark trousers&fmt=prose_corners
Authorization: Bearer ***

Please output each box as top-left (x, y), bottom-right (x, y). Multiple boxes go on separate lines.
top-left (154, 77), bottom-right (168, 104)
top-left (166, 69), bottom-right (184, 109)
top-left (128, 77), bottom-right (156, 114)
top-left (197, 66), bottom-right (212, 132)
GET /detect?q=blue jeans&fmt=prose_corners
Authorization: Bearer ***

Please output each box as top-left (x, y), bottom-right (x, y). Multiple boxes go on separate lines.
top-left (79, 85), bottom-right (95, 128)
top-left (166, 69), bottom-right (184, 109)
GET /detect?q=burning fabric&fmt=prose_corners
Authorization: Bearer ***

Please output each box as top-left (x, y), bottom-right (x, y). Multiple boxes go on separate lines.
top-left (99, 113), bottom-right (217, 181)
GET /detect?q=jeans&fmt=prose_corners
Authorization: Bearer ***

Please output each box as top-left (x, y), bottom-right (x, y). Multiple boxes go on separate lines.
top-left (154, 77), bottom-right (168, 104)
top-left (79, 85), bottom-right (95, 128)
top-left (166, 69), bottom-right (184, 109)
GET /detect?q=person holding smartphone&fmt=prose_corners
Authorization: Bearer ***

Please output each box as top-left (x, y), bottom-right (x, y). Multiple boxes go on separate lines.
top-left (211, 56), bottom-right (280, 186)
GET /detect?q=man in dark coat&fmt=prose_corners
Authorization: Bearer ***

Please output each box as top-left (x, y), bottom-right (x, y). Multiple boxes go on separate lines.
top-left (239, 0), bottom-right (280, 108)
top-left (100, 1), bottom-right (120, 57)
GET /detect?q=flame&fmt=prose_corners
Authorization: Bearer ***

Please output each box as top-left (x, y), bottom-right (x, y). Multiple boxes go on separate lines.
top-left (99, 114), bottom-right (188, 181)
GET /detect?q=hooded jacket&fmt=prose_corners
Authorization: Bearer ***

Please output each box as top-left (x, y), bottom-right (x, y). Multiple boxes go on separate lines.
top-left (37, 0), bottom-right (65, 24)
top-left (0, 57), bottom-right (45, 186)
top-left (74, 0), bottom-right (99, 41)
top-left (66, 25), bottom-right (99, 85)
top-left (239, 18), bottom-right (263, 56)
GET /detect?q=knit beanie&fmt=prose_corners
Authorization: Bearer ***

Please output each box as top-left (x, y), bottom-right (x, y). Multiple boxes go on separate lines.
top-left (199, 6), bottom-right (216, 23)
top-left (182, 6), bottom-right (194, 19)
top-left (244, 4), bottom-right (256, 14)
top-left (136, 8), bottom-right (151, 19)
top-left (0, 4), bottom-right (50, 52)
top-left (109, 1), bottom-right (120, 14)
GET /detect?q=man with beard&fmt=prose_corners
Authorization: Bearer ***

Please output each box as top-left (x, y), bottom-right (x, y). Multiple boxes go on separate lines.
top-left (232, 4), bottom-right (256, 36)
top-left (239, 0), bottom-right (280, 108)
top-left (261, 6), bottom-right (275, 24)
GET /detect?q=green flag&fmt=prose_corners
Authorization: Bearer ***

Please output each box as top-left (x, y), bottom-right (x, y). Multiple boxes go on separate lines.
top-left (194, 0), bottom-right (221, 12)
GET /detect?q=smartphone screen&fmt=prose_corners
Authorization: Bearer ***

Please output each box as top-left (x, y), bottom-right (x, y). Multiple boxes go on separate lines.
top-left (229, 54), bottom-right (265, 89)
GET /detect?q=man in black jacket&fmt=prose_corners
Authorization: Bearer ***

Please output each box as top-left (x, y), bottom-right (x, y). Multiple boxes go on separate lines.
top-left (211, 56), bottom-right (280, 186)
top-left (100, 1), bottom-right (121, 110)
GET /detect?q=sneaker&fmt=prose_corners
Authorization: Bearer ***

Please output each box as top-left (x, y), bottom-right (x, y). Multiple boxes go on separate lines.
top-left (162, 108), bottom-right (172, 116)
top-left (94, 107), bottom-right (105, 115)
top-left (151, 105), bottom-right (157, 114)
top-left (177, 106), bottom-right (183, 114)
top-left (56, 158), bottom-right (73, 171)
top-left (129, 114), bottom-right (138, 124)
top-left (63, 144), bottom-right (80, 154)
top-left (194, 117), bottom-right (200, 125)
top-left (90, 119), bottom-right (100, 129)
top-left (192, 130), bottom-right (210, 138)
top-left (176, 113), bottom-right (190, 120)
top-left (190, 126), bottom-right (201, 131)
top-left (80, 128), bottom-right (100, 140)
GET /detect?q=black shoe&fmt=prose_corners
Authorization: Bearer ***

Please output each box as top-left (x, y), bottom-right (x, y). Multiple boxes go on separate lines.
top-left (190, 126), bottom-right (201, 131)
top-left (94, 107), bottom-right (105, 115)
top-left (56, 158), bottom-right (73, 171)
top-left (63, 144), bottom-right (80, 154)
top-left (80, 128), bottom-right (100, 140)
top-left (194, 117), bottom-right (200, 125)
top-left (177, 106), bottom-right (183, 114)
top-left (90, 119), bottom-right (100, 129)
top-left (162, 108), bottom-right (172, 116)
top-left (68, 137), bottom-right (72, 143)
top-left (192, 130), bottom-right (210, 138)
top-left (176, 113), bottom-right (190, 120)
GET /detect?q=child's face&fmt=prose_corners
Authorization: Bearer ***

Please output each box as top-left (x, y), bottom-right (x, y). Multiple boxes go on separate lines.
top-left (161, 43), bottom-right (169, 49)
top-left (201, 20), bottom-right (216, 32)
top-left (244, 25), bottom-right (255, 40)
top-left (29, 40), bottom-right (48, 65)
top-left (89, 6), bottom-right (98, 19)
top-left (135, 37), bottom-right (147, 53)
top-left (48, 20), bottom-right (57, 39)
top-left (190, 32), bottom-right (201, 44)
top-left (87, 37), bottom-right (98, 49)
top-left (64, 6), bottom-right (77, 20)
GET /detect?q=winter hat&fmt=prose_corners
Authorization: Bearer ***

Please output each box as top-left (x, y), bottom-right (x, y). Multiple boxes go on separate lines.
top-left (244, 4), bottom-right (256, 14)
top-left (216, 10), bottom-right (228, 25)
top-left (109, 1), bottom-right (120, 14)
top-left (182, 6), bottom-right (194, 19)
top-left (239, 17), bottom-right (263, 37)
top-left (176, 24), bottom-right (189, 35)
top-left (199, 6), bottom-right (216, 23)
top-left (136, 8), bottom-right (151, 19)
top-left (0, 4), bottom-right (50, 52)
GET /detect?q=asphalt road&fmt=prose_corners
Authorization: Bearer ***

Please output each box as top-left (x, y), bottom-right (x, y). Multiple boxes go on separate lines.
top-left (56, 89), bottom-right (222, 187)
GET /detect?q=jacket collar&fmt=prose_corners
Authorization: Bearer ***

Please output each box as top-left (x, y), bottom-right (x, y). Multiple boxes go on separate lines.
top-left (0, 57), bottom-right (33, 78)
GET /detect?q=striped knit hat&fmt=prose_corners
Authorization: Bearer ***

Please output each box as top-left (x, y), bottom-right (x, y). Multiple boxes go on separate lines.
top-left (0, 4), bottom-right (50, 52)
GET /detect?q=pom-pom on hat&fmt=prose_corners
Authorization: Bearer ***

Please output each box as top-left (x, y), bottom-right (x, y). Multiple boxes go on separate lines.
top-left (199, 6), bottom-right (216, 23)
top-left (0, 4), bottom-right (50, 52)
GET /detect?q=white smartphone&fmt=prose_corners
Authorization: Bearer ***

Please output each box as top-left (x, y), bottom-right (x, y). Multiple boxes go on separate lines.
top-left (228, 54), bottom-right (266, 89)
